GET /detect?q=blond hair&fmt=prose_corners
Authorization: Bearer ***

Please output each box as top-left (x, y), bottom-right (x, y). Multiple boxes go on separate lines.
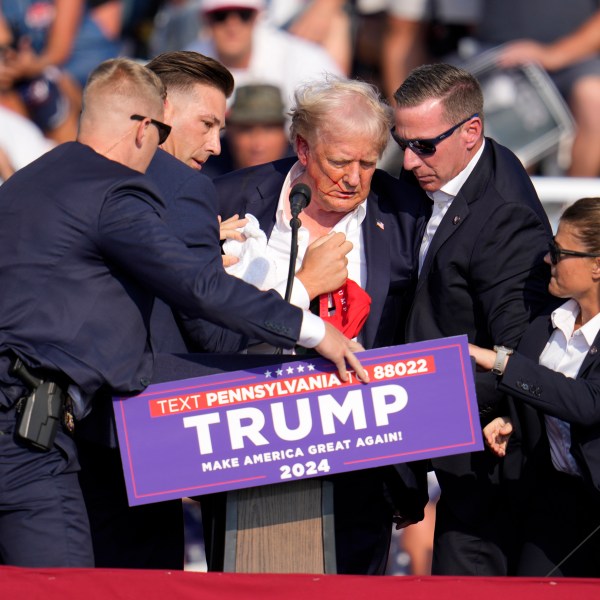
top-left (290, 75), bottom-right (392, 157)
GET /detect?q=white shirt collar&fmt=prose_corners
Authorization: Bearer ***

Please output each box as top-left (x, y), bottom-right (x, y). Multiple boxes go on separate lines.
top-left (551, 298), bottom-right (600, 347)
top-left (427, 139), bottom-right (486, 203)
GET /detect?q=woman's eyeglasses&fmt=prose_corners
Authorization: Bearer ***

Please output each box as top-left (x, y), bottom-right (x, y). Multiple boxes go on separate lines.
top-left (391, 113), bottom-right (478, 156)
top-left (548, 238), bottom-right (600, 265)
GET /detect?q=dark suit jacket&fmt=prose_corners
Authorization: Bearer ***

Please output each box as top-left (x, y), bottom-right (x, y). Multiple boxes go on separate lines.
top-left (146, 149), bottom-right (248, 354)
top-left (501, 309), bottom-right (600, 497)
top-left (214, 156), bottom-right (428, 349)
top-left (0, 143), bottom-right (305, 403)
top-left (402, 138), bottom-right (553, 525)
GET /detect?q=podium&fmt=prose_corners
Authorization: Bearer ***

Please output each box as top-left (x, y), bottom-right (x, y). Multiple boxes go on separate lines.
top-left (152, 352), bottom-right (337, 574)
top-left (223, 480), bottom-right (336, 573)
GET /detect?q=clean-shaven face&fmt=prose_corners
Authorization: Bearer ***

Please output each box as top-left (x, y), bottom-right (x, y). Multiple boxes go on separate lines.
top-left (161, 82), bottom-right (226, 170)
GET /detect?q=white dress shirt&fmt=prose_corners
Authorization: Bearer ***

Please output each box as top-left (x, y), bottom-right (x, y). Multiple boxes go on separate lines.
top-left (226, 161), bottom-right (368, 352)
top-left (267, 161), bottom-right (367, 296)
top-left (263, 162), bottom-right (367, 350)
top-left (539, 299), bottom-right (600, 477)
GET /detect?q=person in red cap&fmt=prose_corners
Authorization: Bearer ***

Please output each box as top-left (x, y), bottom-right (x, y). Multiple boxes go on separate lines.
top-left (213, 74), bottom-right (429, 575)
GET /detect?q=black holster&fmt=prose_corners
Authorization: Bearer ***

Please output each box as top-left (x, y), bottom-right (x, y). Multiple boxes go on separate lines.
top-left (11, 358), bottom-right (65, 451)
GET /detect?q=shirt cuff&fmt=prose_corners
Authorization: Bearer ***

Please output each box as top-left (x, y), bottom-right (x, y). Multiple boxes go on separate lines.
top-left (298, 311), bottom-right (325, 348)
top-left (273, 276), bottom-right (310, 310)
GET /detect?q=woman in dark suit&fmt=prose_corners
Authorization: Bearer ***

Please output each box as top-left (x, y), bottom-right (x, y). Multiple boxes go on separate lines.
top-left (469, 197), bottom-right (600, 577)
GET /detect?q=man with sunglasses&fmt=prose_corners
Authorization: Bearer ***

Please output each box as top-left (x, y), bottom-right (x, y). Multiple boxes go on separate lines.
top-left (71, 51), bottom-right (367, 571)
top-left (0, 53), bottom-right (365, 570)
top-left (74, 50), bottom-right (237, 572)
top-left (393, 63), bottom-right (553, 576)
top-left (188, 0), bottom-right (342, 114)
top-left (0, 57), bottom-right (175, 568)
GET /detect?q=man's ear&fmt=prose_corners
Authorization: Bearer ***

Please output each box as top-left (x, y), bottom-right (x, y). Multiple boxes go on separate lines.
top-left (464, 115), bottom-right (483, 150)
top-left (163, 98), bottom-right (174, 125)
top-left (133, 118), bottom-right (148, 148)
top-left (296, 135), bottom-right (309, 166)
top-left (592, 258), bottom-right (600, 279)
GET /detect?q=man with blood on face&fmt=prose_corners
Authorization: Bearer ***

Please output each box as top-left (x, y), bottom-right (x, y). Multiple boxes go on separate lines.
top-left (212, 75), bottom-right (429, 575)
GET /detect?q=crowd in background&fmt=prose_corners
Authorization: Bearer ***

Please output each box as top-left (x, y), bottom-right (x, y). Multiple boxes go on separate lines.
top-left (1, 0), bottom-right (599, 577)
top-left (2, 0), bottom-right (600, 184)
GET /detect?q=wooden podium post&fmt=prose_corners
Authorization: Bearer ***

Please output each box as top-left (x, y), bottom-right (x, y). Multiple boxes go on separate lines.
top-left (223, 479), bottom-right (336, 573)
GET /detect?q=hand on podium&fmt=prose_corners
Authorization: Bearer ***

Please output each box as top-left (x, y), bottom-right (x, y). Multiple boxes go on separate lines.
top-left (315, 321), bottom-right (369, 383)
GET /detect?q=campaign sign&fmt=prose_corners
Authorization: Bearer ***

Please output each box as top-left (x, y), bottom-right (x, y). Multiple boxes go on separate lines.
top-left (113, 335), bottom-right (482, 506)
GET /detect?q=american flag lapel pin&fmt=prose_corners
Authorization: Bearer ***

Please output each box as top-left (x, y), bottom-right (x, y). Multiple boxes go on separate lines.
top-left (376, 220), bottom-right (385, 230)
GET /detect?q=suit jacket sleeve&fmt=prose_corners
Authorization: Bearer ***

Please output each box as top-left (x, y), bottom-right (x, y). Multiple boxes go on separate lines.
top-left (498, 324), bottom-right (600, 493)
top-left (160, 174), bottom-right (248, 352)
top-left (500, 351), bottom-right (600, 426)
top-left (470, 202), bottom-right (551, 417)
top-left (471, 202), bottom-right (550, 347)
top-left (97, 183), bottom-right (303, 348)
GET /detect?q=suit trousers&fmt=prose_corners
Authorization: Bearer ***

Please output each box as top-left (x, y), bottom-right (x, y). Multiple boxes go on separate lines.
top-left (432, 460), bottom-right (600, 577)
top-left (517, 466), bottom-right (600, 577)
top-left (0, 404), bottom-right (93, 567)
top-left (432, 492), bottom-right (522, 575)
top-left (76, 437), bottom-right (185, 569)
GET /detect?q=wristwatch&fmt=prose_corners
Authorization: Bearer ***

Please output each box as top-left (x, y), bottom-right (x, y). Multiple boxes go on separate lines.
top-left (492, 345), bottom-right (513, 375)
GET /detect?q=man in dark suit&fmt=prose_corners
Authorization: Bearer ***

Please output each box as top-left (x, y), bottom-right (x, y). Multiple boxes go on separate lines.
top-left (214, 76), bottom-right (428, 574)
top-left (0, 57), bottom-right (366, 568)
top-left (393, 63), bottom-right (552, 575)
top-left (74, 50), bottom-right (242, 571)
top-left (74, 51), bottom-right (365, 570)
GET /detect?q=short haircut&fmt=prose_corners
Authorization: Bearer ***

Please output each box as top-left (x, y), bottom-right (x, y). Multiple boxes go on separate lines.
top-left (146, 50), bottom-right (234, 99)
top-left (83, 57), bottom-right (166, 117)
top-left (394, 63), bottom-right (484, 125)
top-left (561, 198), bottom-right (600, 254)
top-left (289, 75), bottom-right (392, 157)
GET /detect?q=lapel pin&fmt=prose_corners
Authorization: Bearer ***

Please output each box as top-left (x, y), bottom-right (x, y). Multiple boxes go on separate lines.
top-left (591, 346), bottom-right (598, 354)
top-left (376, 220), bottom-right (385, 230)
top-left (452, 215), bottom-right (461, 225)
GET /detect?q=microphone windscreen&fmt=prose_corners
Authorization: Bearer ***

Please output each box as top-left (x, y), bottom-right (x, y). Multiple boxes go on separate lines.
top-left (289, 183), bottom-right (311, 207)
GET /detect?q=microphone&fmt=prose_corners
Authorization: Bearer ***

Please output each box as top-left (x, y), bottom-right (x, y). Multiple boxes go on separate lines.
top-left (289, 183), bottom-right (311, 219)
top-left (280, 183), bottom-right (312, 316)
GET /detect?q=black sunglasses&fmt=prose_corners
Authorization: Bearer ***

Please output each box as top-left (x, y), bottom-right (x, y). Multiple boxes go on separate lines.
top-left (548, 239), bottom-right (600, 265)
top-left (130, 114), bottom-right (171, 145)
top-left (207, 8), bottom-right (256, 23)
top-left (391, 113), bottom-right (479, 156)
